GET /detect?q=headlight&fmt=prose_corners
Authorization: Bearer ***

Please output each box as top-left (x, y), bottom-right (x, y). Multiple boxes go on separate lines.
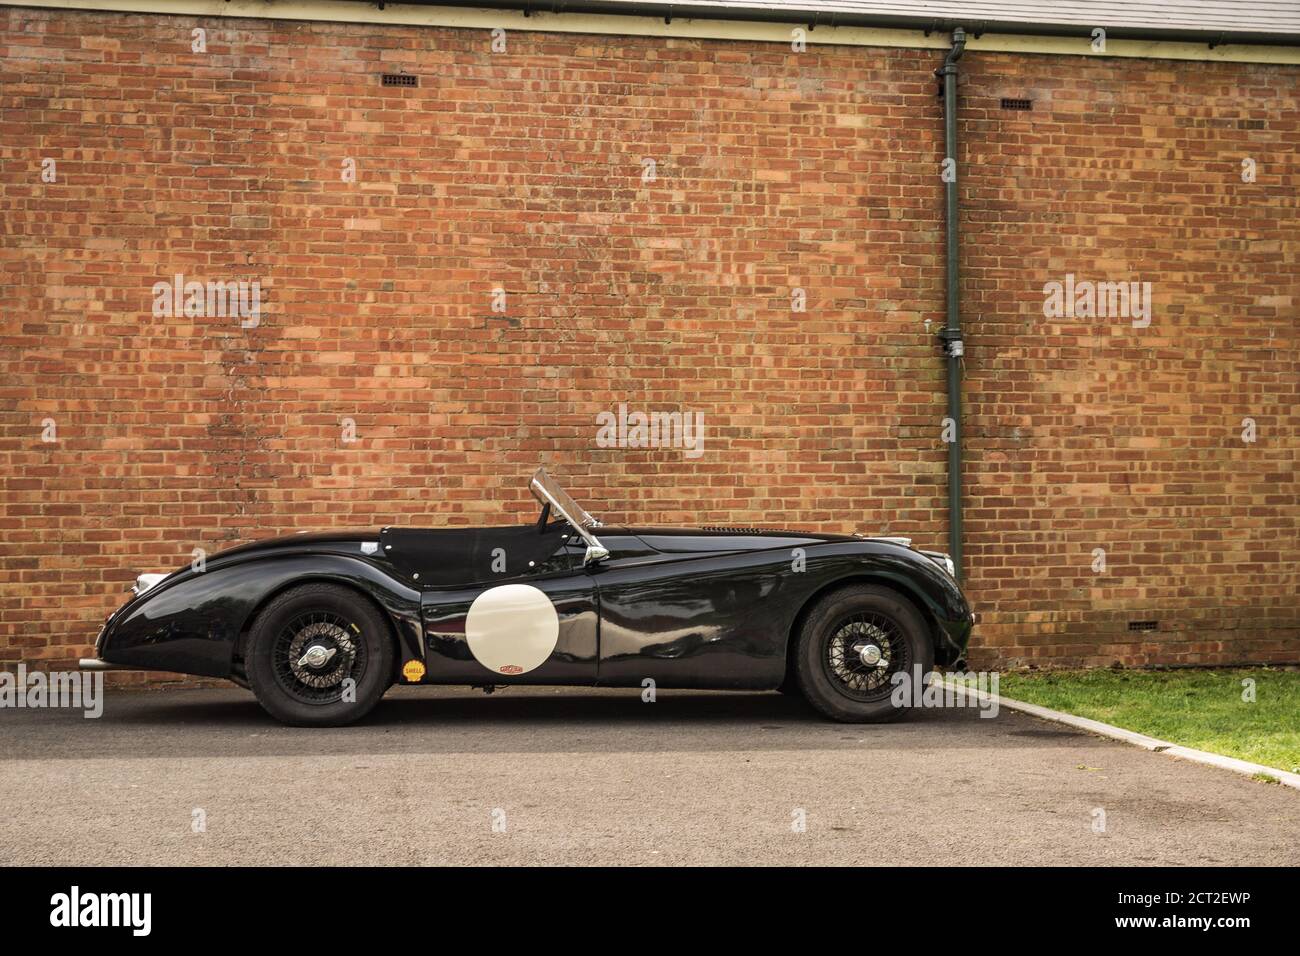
top-left (131, 572), bottom-right (167, 596)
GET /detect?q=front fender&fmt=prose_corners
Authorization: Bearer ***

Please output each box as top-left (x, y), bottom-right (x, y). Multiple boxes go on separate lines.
top-left (101, 555), bottom-right (422, 678)
top-left (798, 543), bottom-right (974, 667)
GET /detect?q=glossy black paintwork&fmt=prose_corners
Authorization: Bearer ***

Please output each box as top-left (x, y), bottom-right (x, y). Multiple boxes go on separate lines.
top-left (103, 534), bottom-right (423, 678)
top-left (421, 571), bottom-right (600, 685)
top-left (97, 522), bottom-right (974, 687)
top-left (592, 530), bottom-right (971, 688)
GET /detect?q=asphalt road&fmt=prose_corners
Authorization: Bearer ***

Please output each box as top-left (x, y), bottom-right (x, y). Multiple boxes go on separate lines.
top-left (2, 686), bottom-right (1297, 866)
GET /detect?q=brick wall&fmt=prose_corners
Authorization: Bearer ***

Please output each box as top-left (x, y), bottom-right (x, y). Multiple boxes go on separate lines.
top-left (2, 7), bottom-right (1297, 676)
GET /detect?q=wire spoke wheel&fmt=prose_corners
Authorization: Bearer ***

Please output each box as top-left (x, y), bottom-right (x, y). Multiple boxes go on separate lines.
top-left (271, 610), bottom-right (367, 705)
top-left (822, 611), bottom-right (912, 702)
top-left (247, 583), bottom-right (394, 726)
top-left (793, 585), bottom-right (933, 722)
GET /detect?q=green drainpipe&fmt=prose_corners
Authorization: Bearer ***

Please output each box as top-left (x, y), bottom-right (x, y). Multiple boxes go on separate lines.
top-left (936, 27), bottom-right (966, 582)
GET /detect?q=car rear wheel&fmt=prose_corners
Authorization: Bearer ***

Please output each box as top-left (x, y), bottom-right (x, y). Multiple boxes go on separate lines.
top-left (245, 583), bottom-right (394, 727)
top-left (793, 584), bottom-right (933, 723)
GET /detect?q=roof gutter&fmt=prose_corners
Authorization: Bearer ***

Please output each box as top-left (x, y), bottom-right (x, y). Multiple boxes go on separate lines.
top-left (393, 1), bottom-right (1300, 48)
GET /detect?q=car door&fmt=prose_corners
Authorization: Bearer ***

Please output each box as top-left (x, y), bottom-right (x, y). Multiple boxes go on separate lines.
top-left (588, 530), bottom-right (792, 690)
top-left (413, 526), bottom-right (599, 685)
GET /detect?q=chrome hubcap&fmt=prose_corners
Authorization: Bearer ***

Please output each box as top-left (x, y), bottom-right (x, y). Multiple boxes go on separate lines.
top-left (857, 643), bottom-right (883, 667)
top-left (286, 621), bottom-right (356, 689)
top-left (298, 643), bottom-right (336, 669)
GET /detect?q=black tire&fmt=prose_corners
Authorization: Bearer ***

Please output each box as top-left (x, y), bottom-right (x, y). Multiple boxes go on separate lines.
top-left (245, 582), bottom-right (395, 727)
top-left (793, 584), bottom-right (934, 723)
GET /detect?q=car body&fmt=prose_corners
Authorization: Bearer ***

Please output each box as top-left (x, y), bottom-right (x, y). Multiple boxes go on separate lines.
top-left (82, 469), bottom-right (975, 725)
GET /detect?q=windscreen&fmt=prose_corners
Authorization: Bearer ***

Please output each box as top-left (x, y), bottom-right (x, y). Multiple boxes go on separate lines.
top-left (529, 468), bottom-right (597, 529)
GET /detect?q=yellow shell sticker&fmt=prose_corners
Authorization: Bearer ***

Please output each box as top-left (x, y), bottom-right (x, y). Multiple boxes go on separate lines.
top-left (402, 660), bottom-right (426, 682)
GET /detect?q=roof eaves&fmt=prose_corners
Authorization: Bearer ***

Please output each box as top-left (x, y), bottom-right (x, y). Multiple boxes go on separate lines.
top-left (394, 0), bottom-right (1300, 47)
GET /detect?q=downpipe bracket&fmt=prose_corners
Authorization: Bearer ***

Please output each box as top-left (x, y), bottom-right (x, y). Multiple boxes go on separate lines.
top-left (937, 327), bottom-right (964, 358)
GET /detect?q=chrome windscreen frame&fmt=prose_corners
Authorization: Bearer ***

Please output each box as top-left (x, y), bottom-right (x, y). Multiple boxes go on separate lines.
top-left (529, 468), bottom-right (609, 565)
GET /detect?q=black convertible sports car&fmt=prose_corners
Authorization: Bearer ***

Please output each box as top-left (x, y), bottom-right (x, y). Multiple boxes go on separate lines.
top-left (81, 469), bottom-right (975, 726)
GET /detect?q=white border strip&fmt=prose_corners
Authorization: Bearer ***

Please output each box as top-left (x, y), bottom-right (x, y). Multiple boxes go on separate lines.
top-left (943, 678), bottom-right (1300, 790)
top-left (4, 0), bottom-right (1300, 64)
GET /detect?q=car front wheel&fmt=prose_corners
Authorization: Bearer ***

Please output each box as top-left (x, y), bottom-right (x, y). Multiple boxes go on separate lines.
top-left (793, 584), bottom-right (933, 722)
top-left (245, 582), bottom-right (394, 727)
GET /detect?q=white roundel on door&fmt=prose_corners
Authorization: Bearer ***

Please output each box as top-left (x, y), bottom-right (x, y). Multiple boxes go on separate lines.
top-left (465, 584), bottom-right (560, 675)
